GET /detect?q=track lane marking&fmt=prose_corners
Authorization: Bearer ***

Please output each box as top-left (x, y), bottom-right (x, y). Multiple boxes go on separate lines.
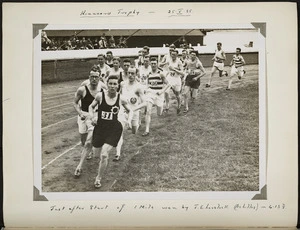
top-left (42, 141), bottom-right (81, 170)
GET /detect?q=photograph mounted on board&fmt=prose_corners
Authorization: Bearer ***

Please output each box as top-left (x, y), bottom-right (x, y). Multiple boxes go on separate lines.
top-left (33, 24), bottom-right (266, 200)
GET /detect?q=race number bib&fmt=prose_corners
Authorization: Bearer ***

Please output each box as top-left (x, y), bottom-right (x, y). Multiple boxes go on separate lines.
top-left (170, 71), bottom-right (175, 77)
top-left (190, 70), bottom-right (195, 75)
top-left (150, 81), bottom-right (158, 86)
top-left (101, 111), bottom-right (113, 120)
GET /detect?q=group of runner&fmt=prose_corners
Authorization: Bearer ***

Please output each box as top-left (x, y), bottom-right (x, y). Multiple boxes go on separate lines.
top-left (72, 43), bottom-right (246, 188)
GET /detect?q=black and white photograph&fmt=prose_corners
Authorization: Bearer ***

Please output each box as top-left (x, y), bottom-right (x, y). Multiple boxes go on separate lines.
top-left (34, 24), bottom-right (266, 200)
top-left (3, 2), bottom-right (298, 229)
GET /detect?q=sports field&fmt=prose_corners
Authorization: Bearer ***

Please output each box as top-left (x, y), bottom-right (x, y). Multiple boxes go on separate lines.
top-left (41, 64), bottom-right (259, 192)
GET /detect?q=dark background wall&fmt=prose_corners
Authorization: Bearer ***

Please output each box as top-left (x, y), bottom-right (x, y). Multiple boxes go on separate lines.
top-left (41, 52), bottom-right (258, 84)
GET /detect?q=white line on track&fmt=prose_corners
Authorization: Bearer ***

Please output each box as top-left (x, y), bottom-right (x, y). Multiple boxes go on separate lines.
top-left (42, 141), bottom-right (81, 170)
top-left (42, 116), bottom-right (77, 131)
top-left (42, 102), bottom-right (73, 111)
top-left (43, 93), bottom-right (74, 100)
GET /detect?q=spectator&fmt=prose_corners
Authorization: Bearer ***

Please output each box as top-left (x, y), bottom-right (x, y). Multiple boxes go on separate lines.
top-left (118, 36), bottom-right (127, 48)
top-left (41, 31), bottom-right (52, 51)
top-left (134, 50), bottom-right (144, 68)
top-left (93, 38), bottom-right (99, 49)
top-left (109, 35), bottom-right (116, 48)
top-left (65, 40), bottom-right (75, 50)
top-left (99, 33), bottom-right (108, 48)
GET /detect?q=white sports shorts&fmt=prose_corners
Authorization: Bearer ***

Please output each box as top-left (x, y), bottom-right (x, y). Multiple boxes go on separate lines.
top-left (166, 75), bottom-right (182, 92)
top-left (212, 61), bottom-right (224, 71)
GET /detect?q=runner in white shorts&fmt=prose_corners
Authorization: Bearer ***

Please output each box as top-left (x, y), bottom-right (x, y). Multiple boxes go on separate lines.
top-left (206, 42), bottom-right (228, 87)
top-left (142, 57), bottom-right (169, 136)
top-left (74, 70), bottom-right (103, 177)
top-left (164, 49), bottom-right (184, 114)
top-left (226, 47), bottom-right (246, 90)
top-left (115, 66), bottom-right (146, 161)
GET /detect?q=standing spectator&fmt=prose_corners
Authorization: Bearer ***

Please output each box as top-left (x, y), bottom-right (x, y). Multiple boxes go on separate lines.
top-left (41, 31), bottom-right (52, 51)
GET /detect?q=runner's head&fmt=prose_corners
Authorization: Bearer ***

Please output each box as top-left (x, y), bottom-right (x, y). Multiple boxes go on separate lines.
top-left (150, 57), bottom-right (158, 71)
top-left (123, 58), bottom-right (131, 72)
top-left (236, 47), bottom-right (241, 54)
top-left (128, 66), bottom-right (137, 82)
top-left (190, 50), bottom-right (197, 61)
top-left (217, 42), bottom-right (222, 50)
top-left (89, 70), bottom-right (100, 86)
top-left (170, 49), bottom-right (178, 61)
top-left (97, 54), bottom-right (106, 65)
top-left (181, 49), bottom-right (188, 58)
top-left (106, 50), bottom-right (113, 61)
top-left (107, 75), bottom-right (119, 94)
top-left (112, 57), bottom-right (121, 69)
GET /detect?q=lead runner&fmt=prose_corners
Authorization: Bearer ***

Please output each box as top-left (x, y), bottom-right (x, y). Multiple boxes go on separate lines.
top-left (89, 75), bottom-right (132, 188)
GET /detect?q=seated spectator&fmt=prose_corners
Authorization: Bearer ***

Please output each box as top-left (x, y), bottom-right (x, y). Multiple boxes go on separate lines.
top-left (65, 40), bottom-right (75, 50)
top-left (118, 36), bottom-right (127, 48)
top-left (86, 38), bottom-right (94, 49)
top-left (99, 34), bottom-right (108, 49)
top-left (109, 36), bottom-right (116, 48)
top-left (93, 38), bottom-right (99, 49)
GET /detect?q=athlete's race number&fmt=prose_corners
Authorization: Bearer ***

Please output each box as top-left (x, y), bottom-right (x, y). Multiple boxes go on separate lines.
top-left (101, 111), bottom-right (113, 120)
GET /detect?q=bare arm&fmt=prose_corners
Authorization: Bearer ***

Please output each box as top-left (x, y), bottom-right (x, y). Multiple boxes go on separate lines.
top-left (132, 87), bottom-right (147, 112)
top-left (157, 73), bottom-right (171, 95)
top-left (73, 86), bottom-right (87, 119)
top-left (89, 93), bottom-right (101, 118)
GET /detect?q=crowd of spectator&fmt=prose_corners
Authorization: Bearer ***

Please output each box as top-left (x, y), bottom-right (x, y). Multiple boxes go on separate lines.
top-left (41, 31), bottom-right (191, 51)
top-left (41, 31), bottom-right (128, 51)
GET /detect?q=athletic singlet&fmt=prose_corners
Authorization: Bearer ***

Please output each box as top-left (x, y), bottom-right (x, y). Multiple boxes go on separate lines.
top-left (97, 63), bottom-right (110, 78)
top-left (167, 58), bottom-right (183, 78)
top-left (139, 65), bottom-right (151, 84)
top-left (106, 60), bottom-right (114, 68)
top-left (215, 49), bottom-right (225, 62)
top-left (97, 91), bottom-right (120, 124)
top-left (186, 59), bottom-right (202, 75)
top-left (81, 86), bottom-right (95, 112)
top-left (148, 70), bottom-right (164, 90)
top-left (122, 83), bottom-right (141, 109)
top-left (232, 55), bottom-right (244, 66)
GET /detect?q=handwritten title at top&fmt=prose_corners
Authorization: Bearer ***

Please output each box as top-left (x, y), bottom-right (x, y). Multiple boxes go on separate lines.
top-left (79, 8), bottom-right (193, 18)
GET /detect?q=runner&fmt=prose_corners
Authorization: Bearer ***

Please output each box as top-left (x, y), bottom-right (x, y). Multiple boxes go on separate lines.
top-left (206, 42), bottom-right (228, 87)
top-left (73, 70), bottom-right (102, 177)
top-left (105, 50), bottom-right (114, 68)
top-left (226, 47), bottom-right (246, 90)
top-left (164, 49), bottom-right (184, 114)
top-left (182, 50), bottom-right (206, 113)
top-left (96, 54), bottom-right (110, 81)
top-left (142, 57), bottom-right (169, 136)
top-left (89, 75), bottom-right (132, 188)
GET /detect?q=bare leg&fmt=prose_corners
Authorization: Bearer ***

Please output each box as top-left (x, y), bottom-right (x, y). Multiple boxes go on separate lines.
top-left (164, 91), bottom-right (170, 111)
top-left (207, 67), bottom-right (216, 86)
top-left (94, 144), bottom-right (114, 188)
top-left (227, 74), bottom-right (235, 90)
top-left (80, 133), bottom-right (88, 146)
top-left (115, 134), bottom-right (123, 158)
top-left (75, 131), bottom-right (93, 176)
top-left (144, 103), bottom-right (153, 134)
top-left (183, 86), bottom-right (190, 112)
